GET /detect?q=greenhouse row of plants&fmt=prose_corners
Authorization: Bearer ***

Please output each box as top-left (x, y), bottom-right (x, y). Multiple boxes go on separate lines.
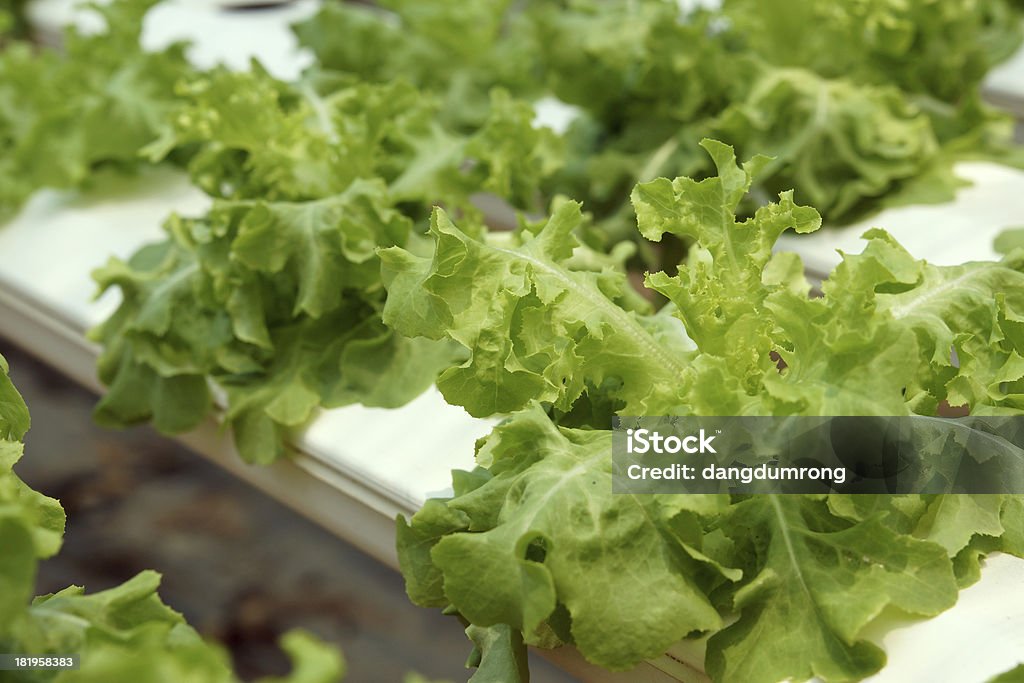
top-left (2, 0), bottom-right (1024, 681)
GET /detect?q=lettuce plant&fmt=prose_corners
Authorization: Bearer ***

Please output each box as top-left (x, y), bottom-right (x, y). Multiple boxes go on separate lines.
top-left (387, 141), bottom-right (1024, 682)
top-left (91, 67), bottom-right (562, 463)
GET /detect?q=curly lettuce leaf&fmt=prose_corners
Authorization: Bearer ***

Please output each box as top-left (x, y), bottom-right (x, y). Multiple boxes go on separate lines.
top-left (292, 0), bottom-right (540, 130)
top-left (148, 68), bottom-right (419, 202)
top-left (380, 201), bottom-right (693, 417)
top-left (152, 68), bottom-right (560, 219)
top-left (711, 69), bottom-right (946, 218)
top-left (829, 230), bottom-right (1024, 414)
top-left (635, 140), bottom-right (1024, 417)
top-left (399, 408), bottom-right (728, 669)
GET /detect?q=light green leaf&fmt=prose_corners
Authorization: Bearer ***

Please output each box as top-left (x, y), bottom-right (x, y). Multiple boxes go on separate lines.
top-left (0, 353), bottom-right (29, 440)
top-left (381, 203), bottom-right (692, 417)
top-left (707, 495), bottom-right (957, 683)
top-left (465, 624), bottom-right (529, 683)
top-left (407, 408), bottom-right (725, 670)
top-left (230, 182), bottom-right (411, 316)
top-left (258, 630), bottom-right (346, 683)
top-left (913, 495), bottom-right (1006, 556)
